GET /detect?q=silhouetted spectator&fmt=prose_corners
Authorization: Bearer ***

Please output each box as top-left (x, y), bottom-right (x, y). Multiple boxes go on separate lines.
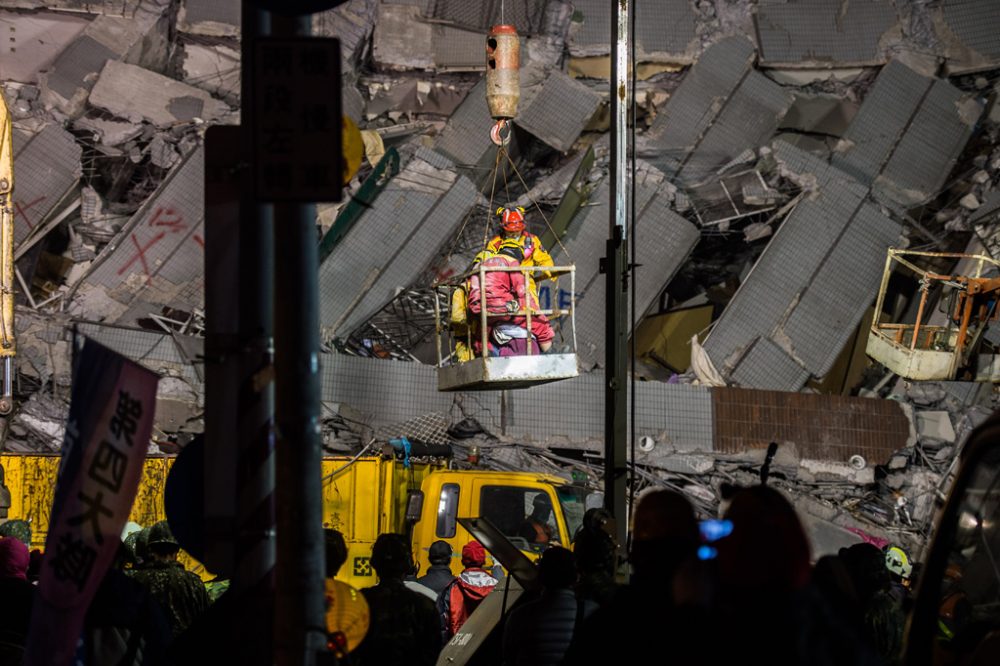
top-left (355, 534), bottom-right (440, 666)
top-left (715, 486), bottom-right (878, 666)
top-left (0, 536), bottom-right (33, 663)
top-left (82, 542), bottom-right (172, 665)
top-left (130, 521), bottom-right (209, 638)
top-left (572, 508), bottom-right (619, 608)
top-left (438, 541), bottom-right (498, 642)
top-left (503, 547), bottom-right (595, 666)
top-left (416, 540), bottom-right (455, 596)
top-left (325, 528), bottom-right (349, 578)
top-left (564, 490), bottom-right (706, 665)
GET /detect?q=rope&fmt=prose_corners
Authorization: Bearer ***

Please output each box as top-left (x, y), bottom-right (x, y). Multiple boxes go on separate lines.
top-left (500, 149), bottom-right (573, 260)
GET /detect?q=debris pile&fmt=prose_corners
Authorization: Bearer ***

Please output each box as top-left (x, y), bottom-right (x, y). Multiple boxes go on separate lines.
top-left (1, 1), bottom-right (999, 558)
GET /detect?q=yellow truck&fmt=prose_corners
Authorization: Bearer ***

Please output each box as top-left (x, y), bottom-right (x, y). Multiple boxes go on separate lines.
top-left (0, 452), bottom-right (593, 587)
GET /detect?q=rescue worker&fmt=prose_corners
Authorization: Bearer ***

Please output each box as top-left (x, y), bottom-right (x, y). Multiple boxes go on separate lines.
top-left (518, 493), bottom-right (556, 552)
top-left (130, 520), bottom-right (210, 638)
top-left (467, 241), bottom-right (554, 354)
top-left (438, 541), bottom-right (498, 642)
top-left (451, 250), bottom-right (492, 362)
top-left (486, 205), bottom-right (555, 302)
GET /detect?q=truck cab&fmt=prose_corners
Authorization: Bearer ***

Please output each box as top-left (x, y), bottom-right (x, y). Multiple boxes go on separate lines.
top-left (411, 469), bottom-right (592, 578)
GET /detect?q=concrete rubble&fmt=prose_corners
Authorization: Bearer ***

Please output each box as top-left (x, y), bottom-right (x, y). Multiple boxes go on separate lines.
top-left (1, 0), bottom-right (999, 560)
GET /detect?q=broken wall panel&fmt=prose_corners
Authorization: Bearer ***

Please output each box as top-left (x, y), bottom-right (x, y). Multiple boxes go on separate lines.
top-left (781, 201), bottom-right (900, 377)
top-left (321, 353), bottom-right (454, 426)
top-left (320, 150), bottom-right (477, 339)
top-left (939, 0), bottom-right (1000, 70)
top-left (712, 387), bottom-right (910, 464)
top-left (729, 338), bottom-right (810, 392)
top-left (832, 60), bottom-right (979, 207)
top-left (634, 0), bottom-right (697, 60)
top-left (434, 78), bottom-right (497, 172)
top-left (703, 157), bottom-right (868, 374)
top-left (876, 80), bottom-right (979, 207)
top-left (432, 24), bottom-right (484, 70)
top-left (12, 125), bottom-right (82, 249)
top-left (429, 0), bottom-right (548, 35)
top-left (551, 165), bottom-right (699, 368)
top-left (179, 0), bottom-right (240, 37)
top-left (312, 0), bottom-right (378, 69)
top-left (755, 0), bottom-right (900, 67)
top-left (645, 37), bottom-right (792, 186)
top-left (704, 141), bottom-right (900, 391)
top-left (570, 0), bottom-right (697, 61)
top-left (75, 321), bottom-right (202, 387)
top-left (70, 146), bottom-right (205, 326)
top-left (675, 69), bottom-right (793, 186)
top-left (515, 71), bottom-right (601, 152)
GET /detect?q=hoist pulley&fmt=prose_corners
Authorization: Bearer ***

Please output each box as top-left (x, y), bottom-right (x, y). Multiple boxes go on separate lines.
top-left (486, 24), bottom-right (519, 146)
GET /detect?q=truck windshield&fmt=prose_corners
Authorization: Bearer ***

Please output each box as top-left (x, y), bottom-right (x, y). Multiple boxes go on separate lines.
top-left (556, 485), bottom-right (590, 539)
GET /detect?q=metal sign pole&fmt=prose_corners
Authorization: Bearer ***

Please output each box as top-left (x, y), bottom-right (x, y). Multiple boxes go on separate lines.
top-left (604, 0), bottom-right (631, 563)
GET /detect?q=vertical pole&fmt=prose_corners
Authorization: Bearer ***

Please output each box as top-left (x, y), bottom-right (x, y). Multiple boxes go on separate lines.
top-left (235, 4), bottom-right (275, 664)
top-left (270, 12), bottom-right (327, 666)
top-left (604, 0), bottom-right (630, 556)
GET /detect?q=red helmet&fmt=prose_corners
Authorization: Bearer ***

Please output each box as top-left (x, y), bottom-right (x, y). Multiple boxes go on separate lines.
top-left (497, 206), bottom-right (525, 233)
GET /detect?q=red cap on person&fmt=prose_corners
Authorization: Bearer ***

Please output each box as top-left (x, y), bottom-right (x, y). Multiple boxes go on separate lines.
top-left (461, 540), bottom-right (487, 567)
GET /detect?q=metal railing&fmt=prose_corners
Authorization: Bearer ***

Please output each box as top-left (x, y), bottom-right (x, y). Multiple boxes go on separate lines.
top-left (433, 264), bottom-right (576, 367)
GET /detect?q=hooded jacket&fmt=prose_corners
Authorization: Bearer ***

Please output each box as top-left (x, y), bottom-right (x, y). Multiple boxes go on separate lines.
top-left (438, 568), bottom-right (499, 641)
top-left (467, 254), bottom-right (534, 317)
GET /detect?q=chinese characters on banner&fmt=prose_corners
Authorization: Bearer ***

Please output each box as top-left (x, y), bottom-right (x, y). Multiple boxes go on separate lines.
top-left (253, 38), bottom-right (343, 202)
top-left (25, 338), bottom-right (159, 666)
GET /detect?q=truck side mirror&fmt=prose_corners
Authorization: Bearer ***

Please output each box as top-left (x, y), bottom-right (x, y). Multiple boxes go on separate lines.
top-left (405, 490), bottom-right (424, 522)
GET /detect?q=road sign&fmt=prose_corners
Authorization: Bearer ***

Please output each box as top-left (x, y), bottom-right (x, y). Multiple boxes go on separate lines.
top-left (253, 37), bottom-right (343, 203)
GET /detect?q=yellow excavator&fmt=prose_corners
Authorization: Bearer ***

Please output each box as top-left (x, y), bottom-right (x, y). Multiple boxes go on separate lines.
top-left (0, 94), bottom-right (14, 415)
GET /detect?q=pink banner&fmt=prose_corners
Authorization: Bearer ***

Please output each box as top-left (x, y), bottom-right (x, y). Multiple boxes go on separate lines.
top-left (26, 339), bottom-right (159, 666)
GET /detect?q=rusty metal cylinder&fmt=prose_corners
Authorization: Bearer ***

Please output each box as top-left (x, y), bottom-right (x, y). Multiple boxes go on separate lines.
top-left (485, 24), bottom-right (520, 120)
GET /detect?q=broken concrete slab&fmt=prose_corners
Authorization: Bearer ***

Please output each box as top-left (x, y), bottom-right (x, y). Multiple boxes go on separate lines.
top-left (778, 94), bottom-right (858, 138)
top-left (178, 0), bottom-right (240, 38)
top-left (915, 410), bottom-right (957, 444)
top-left (0, 11), bottom-right (89, 84)
top-left (38, 2), bottom-right (172, 119)
top-left (516, 70), bottom-right (602, 152)
top-left (798, 459), bottom-right (876, 485)
top-left (89, 60), bottom-right (231, 126)
top-left (181, 42), bottom-right (240, 106)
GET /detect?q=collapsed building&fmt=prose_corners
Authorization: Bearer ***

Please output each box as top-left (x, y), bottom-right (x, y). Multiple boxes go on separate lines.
top-left (2, 0), bottom-right (1000, 557)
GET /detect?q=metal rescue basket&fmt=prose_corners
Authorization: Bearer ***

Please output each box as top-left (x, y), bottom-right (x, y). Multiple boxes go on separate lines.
top-left (867, 249), bottom-right (1000, 382)
top-left (433, 263), bottom-right (578, 391)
